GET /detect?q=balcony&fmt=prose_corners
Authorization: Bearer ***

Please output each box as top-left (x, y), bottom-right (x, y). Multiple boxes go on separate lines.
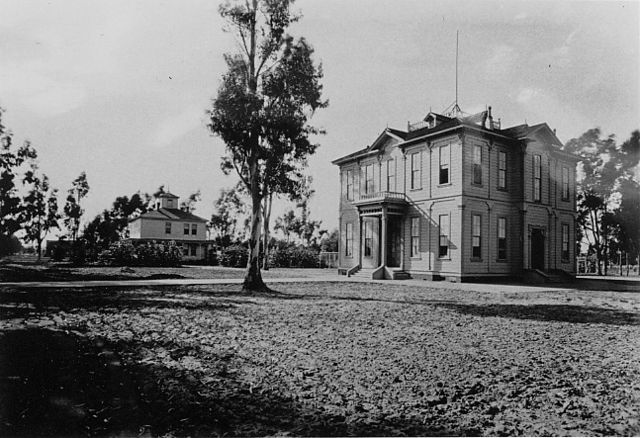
top-left (353, 191), bottom-right (408, 207)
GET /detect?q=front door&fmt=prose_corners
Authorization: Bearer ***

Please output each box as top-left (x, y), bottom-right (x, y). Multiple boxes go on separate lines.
top-left (362, 217), bottom-right (379, 268)
top-left (531, 228), bottom-right (545, 270)
top-left (387, 217), bottom-right (401, 267)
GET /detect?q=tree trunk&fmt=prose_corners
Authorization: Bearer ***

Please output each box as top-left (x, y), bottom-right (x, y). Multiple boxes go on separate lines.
top-left (243, 155), bottom-right (268, 292)
top-left (626, 251), bottom-right (630, 276)
top-left (262, 191), bottom-right (273, 271)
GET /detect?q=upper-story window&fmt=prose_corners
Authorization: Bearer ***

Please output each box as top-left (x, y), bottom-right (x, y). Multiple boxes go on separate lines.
top-left (498, 151), bottom-right (507, 190)
top-left (533, 155), bottom-right (542, 202)
top-left (364, 164), bottom-right (374, 194)
top-left (165, 222), bottom-right (172, 234)
top-left (439, 144), bottom-right (450, 185)
top-left (473, 144), bottom-right (482, 185)
top-left (410, 152), bottom-right (420, 190)
top-left (346, 169), bottom-right (354, 200)
top-left (184, 223), bottom-right (189, 235)
top-left (497, 217), bottom-right (507, 260)
top-left (191, 224), bottom-right (197, 235)
top-left (562, 166), bottom-right (569, 201)
top-left (386, 159), bottom-right (395, 192)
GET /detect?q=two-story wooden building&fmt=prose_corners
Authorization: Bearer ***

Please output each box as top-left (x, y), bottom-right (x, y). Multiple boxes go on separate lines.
top-left (127, 192), bottom-right (211, 261)
top-left (332, 108), bottom-right (579, 281)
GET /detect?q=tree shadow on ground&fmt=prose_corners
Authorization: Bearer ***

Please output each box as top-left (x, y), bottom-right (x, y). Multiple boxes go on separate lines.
top-left (0, 287), bottom-right (254, 320)
top-left (0, 264), bottom-right (185, 282)
top-left (308, 295), bottom-right (640, 326)
top-left (434, 302), bottom-right (640, 326)
top-left (0, 328), bottom-right (462, 437)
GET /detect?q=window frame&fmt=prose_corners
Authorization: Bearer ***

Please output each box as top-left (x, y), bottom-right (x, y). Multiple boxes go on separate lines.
top-left (472, 144), bottom-right (482, 185)
top-left (364, 220), bottom-right (373, 257)
top-left (345, 222), bottom-right (353, 257)
top-left (410, 217), bottom-right (420, 258)
top-left (191, 224), bottom-right (197, 235)
top-left (497, 217), bottom-right (507, 260)
top-left (562, 166), bottom-right (569, 201)
top-left (183, 223), bottom-right (189, 235)
top-left (386, 159), bottom-right (395, 192)
top-left (439, 143), bottom-right (450, 185)
top-left (498, 150), bottom-right (507, 190)
top-left (438, 214), bottom-right (449, 258)
top-left (410, 152), bottom-right (421, 190)
top-left (533, 155), bottom-right (542, 202)
top-left (165, 222), bottom-right (172, 235)
top-left (190, 244), bottom-right (197, 257)
top-left (472, 214), bottom-right (482, 259)
top-left (346, 169), bottom-right (354, 200)
top-left (364, 164), bottom-right (374, 195)
top-left (561, 223), bottom-right (570, 261)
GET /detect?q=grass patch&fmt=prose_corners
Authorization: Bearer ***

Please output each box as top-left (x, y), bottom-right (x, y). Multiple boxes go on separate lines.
top-left (1, 283), bottom-right (639, 436)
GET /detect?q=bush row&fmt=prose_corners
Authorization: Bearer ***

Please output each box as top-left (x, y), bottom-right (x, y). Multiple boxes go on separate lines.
top-left (217, 244), bottom-right (320, 268)
top-left (97, 240), bottom-right (182, 267)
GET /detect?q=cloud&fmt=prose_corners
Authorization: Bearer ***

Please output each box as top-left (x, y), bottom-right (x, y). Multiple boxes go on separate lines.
top-left (152, 107), bottom-right (205, 148)
top-left (484, 44), bottom-right (516, 77)
top-left (516, 87), bottom-right (540, 104)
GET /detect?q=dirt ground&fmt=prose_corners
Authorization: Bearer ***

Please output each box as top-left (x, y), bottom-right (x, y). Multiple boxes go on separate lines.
top-left (1, 282), bottom-right (639, 436)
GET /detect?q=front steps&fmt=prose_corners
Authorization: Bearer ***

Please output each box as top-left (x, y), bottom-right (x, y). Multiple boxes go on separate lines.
top-left (348, 266), bottom-right (411, 280)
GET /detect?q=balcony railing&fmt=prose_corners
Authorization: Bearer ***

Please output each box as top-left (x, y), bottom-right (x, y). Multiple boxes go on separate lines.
top-left (354, 191), bottom-right (407, 204)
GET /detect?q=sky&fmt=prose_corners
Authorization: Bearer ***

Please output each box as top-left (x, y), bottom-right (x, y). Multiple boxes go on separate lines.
top-left (1, 0), bottom-right (638, 235)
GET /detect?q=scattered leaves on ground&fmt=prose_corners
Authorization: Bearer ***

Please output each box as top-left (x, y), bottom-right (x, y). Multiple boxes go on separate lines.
top-left (1, 282), bottom-right (639, 436)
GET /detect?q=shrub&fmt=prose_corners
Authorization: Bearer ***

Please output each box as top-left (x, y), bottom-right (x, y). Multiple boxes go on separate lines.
top-left (220, 244), bottom-right (247, 268)
top-left (97, 240), bottom-right (182, 267)
top-left (268, 244), bottom-right (319, 268)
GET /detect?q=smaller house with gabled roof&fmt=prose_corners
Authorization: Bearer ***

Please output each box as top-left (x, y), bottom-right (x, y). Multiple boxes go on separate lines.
top-left (127, 192), bottom-right (211, 261)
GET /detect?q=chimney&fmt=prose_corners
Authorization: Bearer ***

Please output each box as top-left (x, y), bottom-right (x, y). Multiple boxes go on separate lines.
top-left (487, 106), bottom-right (494, 130)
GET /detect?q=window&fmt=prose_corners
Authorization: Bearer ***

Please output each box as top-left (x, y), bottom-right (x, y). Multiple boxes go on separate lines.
top-left (346, 169), bottom-right (354, 200)
top-left (190, 244), bottom-right (197, 257)
top-left (498, 151), bottom-right (507, 190)
top-left (184, 223), bottom-right (189, 235)
top-left (167, 199), bottom-right (173, 208)
top-left (439, 144), bottom-right (450, 184)
top-left (183, 244), bottom-right (189, 256)
top-left (344, 223), bottom-right (352, 257)
top-left (562, 166), bottom-right (569, 201)
top-left (438, 214), bottom-right (449, 258)
top-left (165, 222), bottom-right (171, 234)
top-left (411, 217), bottom-right (420, 257)
top-left (364, 221), bottom-right (372, 257)
top-left (191, 224), bottom-right (197, 235)
top-left (387, 159), bottom-right (395, 192)
top-left (472, 214), bottom-right (481, 259)
top-left (562, 223), bottom-right (570, 261)
top-left (365, 164), bottom-right (374, 194)
top-left (410, 152), bottom-right (420, 189)
top-left (345, 223), bottom-right (353, 257)
top-left (497, 217), bottom-right (507, 260)
top-left (533, 155), bottom-right (541, 201)
top-left (473, 144), bottom-right (482, 185)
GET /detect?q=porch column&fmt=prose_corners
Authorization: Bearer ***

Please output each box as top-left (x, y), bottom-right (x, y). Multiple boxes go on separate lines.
top-left (358, 214), bottom-right (363, 266)
top-left (381, 207), bottom-right (388, 267)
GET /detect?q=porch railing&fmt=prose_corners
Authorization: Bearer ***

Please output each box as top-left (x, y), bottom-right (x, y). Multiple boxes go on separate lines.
top-left (357, 191), bottom-right (407, 202)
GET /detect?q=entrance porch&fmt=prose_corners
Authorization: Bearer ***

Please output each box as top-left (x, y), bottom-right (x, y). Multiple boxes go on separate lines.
top-left (352, 192), bottom-right (408, 279)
